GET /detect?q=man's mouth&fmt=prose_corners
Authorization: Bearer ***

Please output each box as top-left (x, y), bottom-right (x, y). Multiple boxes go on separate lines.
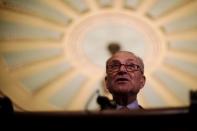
top-left (116, 78), bottom-right (129, 82)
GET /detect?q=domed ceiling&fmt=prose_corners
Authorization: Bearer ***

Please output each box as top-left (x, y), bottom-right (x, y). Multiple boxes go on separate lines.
top-left (0, 0), bottom-right (196, 111)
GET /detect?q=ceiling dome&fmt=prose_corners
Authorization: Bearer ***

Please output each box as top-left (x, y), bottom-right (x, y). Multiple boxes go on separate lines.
top-left (0, 0), bottom-right (196, 111)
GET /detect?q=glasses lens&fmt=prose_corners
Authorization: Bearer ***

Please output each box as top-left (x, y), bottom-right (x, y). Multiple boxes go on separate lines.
top-left (107, 61), bottom-right (141, 73)
top-left (108, 63), bottom-right (120, 72)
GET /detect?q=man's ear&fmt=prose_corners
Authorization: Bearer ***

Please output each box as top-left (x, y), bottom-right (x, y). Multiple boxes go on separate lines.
top-left (140, 75), bottom-right (146, 89)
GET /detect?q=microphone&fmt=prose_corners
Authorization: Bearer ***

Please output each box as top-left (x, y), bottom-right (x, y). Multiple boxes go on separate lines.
top-left (97, 96), bottom-right (116, 110)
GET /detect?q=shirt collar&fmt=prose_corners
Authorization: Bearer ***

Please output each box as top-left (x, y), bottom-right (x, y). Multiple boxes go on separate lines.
top-left (116, 100), bottom-right (139, 110)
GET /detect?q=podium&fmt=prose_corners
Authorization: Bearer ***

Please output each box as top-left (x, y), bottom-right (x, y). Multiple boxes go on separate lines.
top-left (1, 90), bottom-right (197, 130)
top-left (1, 107), bottom-right (196, 130)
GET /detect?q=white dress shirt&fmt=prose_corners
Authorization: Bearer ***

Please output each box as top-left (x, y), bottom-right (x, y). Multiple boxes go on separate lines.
top-left (116, 100), bottom-right (140, 110)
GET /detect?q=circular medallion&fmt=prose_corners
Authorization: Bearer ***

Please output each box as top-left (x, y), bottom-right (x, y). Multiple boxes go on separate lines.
top-left (65, 11), bottom-right (166, 75)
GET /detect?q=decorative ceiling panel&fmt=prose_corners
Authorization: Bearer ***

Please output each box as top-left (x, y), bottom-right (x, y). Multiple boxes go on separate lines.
top-left (21, 62), bottom-right (70, 92)
top-left (2, 48), bottom-right (64, 67)
top-left (97, 0), bottom-right (113, 7)
top-left (148, 0), bottom-right (190, 18)
top-left (63, 0), bottom-right (89, 13)
top-left (50, 74), bottom-right (86, 108)
top-left (1, 0), bottom-right (71, 24)
top-left (169, 40), bottom-right (197, 52)
top-left (0, 19), bottom-right (63, 40)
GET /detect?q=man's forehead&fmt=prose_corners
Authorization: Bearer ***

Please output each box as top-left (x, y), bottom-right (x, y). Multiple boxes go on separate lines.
top-left (109, 51), bottom-right (137, 62)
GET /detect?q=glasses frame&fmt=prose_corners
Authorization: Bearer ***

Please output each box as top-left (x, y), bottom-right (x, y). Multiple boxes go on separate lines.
top-left (107, 61), bottom-right (142, 74)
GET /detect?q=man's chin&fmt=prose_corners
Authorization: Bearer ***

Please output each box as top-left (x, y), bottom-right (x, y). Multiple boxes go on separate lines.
top-left (115, 82), bottom-right (130, 88)
top-left (112, 85), bottom-right (131, 94)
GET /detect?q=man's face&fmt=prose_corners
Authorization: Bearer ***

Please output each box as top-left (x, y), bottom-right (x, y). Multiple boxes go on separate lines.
top-left (105, 52), bottom-right (145, 95)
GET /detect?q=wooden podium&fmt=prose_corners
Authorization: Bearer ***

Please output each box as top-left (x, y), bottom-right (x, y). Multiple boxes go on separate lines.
top-left (1, 91), bottom-right (197, 130)
top-left (1, 107), bottom-right (196, 130)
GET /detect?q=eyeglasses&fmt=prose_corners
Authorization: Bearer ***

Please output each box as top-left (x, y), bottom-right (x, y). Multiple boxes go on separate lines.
top-left (107, 62), bottom-right (142, 74)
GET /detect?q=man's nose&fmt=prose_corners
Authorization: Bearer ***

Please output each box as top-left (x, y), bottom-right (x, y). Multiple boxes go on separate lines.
top-left (119, 65), bottom-right (127, 72)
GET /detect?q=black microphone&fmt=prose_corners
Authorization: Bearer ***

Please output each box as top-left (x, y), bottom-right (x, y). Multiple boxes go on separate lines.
top-left (97, 96), bottom-right (116, 110)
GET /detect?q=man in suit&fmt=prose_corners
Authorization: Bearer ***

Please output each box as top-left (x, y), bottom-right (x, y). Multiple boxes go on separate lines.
top-left (105, 51), bottom-right (146, 110)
